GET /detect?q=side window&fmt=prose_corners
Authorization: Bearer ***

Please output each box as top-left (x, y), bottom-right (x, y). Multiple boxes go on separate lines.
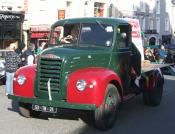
top-left (50, 26), bottom-right (62, 44)
top-left (117, 24), bottom-right (131, 49)
top-left (50, 24), bottom-right (80, 45)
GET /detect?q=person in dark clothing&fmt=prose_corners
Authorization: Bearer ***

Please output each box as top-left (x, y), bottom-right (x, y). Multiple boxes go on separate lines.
top-left (5, 42), bottom-right (20, 95)
top-left (21, 43), bottom-right (35, 66)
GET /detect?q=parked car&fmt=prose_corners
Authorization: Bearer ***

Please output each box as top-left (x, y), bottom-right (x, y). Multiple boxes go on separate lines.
top-left (0, 59), bottom-right (5, 84)
top-left (0, 50), bottom-right (6, 85)
top-left (164, 44), bottom-right (175, 63)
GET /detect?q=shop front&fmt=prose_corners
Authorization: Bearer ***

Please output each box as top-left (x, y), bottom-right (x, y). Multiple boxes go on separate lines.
top-left (0, 11), bottom-right (24, 83)
top-left (30, 25), bottom-right (50, 51)
top-left (0, 11), bottom-right (24, 50)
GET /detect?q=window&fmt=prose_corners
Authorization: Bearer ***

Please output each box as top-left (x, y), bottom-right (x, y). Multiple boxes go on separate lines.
top-left (149, 19), bottom-right (154, 30)
top-left (117, 25), bottom-right (132, 49)
top-left (132, 4), bottom-right (137, 12)
top-left (0, 24), bottom-right (3, 39)
top-left (0, 22), bottom-right (21, 39)
top-left (84, 1), bottom-right (88, 16)
top-left (156, 0), bottom-right (160, 14)
top-left (156, 17), bottom-right (160, 33)
top-left (140, 2), bottom-right (146, 12)
top-left (50, 23), bottom-right (114, 47)
top-left (58, 10), bottom-right (65, 20)
top-left (66, 1), bottom-right (72, 18)
top-left (149, 0), bottom-right (155, 13)
top-left (50, 24), bottom-right (80, 45)
top-left (80, 23), bottom-right (114, 46)
top-left (140, 17), bottom-right (145, 31)
top-left (94, 2), bottom-right (104, 17)
top-left (165, 18), bottom-right (170, 31)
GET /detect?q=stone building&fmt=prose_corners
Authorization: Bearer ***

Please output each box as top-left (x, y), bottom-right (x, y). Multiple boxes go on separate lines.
top-left (117, 0), bottom-right (175, 45)
top-left (1, 0), bottom-right (175, 46)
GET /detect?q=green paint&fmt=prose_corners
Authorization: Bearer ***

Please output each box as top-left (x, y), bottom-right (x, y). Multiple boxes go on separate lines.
top-left (11, 18), bottom-right (142, 110)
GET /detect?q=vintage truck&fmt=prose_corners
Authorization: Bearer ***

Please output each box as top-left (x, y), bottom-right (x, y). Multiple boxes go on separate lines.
top-left (8, 17), bottom-right (165, 130)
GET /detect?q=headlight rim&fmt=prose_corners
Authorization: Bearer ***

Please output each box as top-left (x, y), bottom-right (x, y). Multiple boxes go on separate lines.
top-left (76, 79), bottom-right (87, 91)
top-left (17, 75), bottom-right (26, 85)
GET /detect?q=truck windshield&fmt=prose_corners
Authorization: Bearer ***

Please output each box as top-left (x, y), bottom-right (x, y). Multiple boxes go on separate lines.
top-left (50, 23), bottom-right (114, 47)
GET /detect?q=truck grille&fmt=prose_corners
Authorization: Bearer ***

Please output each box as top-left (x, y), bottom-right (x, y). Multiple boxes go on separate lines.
top-left (39, 57), bottom-right (62, 92)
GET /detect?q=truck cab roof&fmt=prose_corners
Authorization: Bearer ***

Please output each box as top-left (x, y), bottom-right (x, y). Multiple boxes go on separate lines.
top-left (52, 17), bottom-right (129, 28)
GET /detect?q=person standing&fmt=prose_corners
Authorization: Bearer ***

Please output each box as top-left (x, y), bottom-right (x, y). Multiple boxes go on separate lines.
top-left (37, 42), bottom-right (46, 55)
top-left (5, 42), bottom-right (20, 95)
top-left (21, 43), bottom-right (35, 66)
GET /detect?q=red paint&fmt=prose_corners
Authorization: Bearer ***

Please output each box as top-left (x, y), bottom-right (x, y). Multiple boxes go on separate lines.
top-left (128, 19), bottom-right (141, 38)
top-left (145, 75), bottom-right (156, 90)
top-left (67, 68), bottom-right (122, 108)
top-left (31, 31), bottom-right (50, 38)
top-left (13, 64), bottom-right (37, 98)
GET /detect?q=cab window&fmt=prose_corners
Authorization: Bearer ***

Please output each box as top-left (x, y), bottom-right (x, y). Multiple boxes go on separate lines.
top-left (117, 24), bottom-right (132, 49)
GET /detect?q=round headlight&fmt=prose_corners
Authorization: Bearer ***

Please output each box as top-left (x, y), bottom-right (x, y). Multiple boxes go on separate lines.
top-left (76, 80), bottom-right (87, 91)
top-left (17, 75), bottom-right (26, 85)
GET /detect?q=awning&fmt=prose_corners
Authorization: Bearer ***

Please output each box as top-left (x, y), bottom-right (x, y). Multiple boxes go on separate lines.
top-left (30, 25), bottom-right (51, 38)
top-left (30, 24), bottom-right (51, 32)
top-left (31, 31), bottom-right (50, 38)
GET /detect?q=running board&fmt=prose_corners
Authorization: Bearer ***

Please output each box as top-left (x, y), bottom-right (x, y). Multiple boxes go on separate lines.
top-left (123, 94), bottom-right (136, 101)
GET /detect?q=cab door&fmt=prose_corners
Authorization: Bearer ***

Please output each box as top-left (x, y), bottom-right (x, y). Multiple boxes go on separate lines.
top-left (115, 24), bottom-right (132, 93)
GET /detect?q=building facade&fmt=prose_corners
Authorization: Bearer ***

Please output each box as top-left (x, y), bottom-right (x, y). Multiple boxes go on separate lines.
top-left (117, 0), bottom-right (175, 45)
top-left (0, 0), bottom-right (175, 46)
top-left (0, 0), bottom-right (24, 50)
top-left (25, 0), bottom-right (119, 46)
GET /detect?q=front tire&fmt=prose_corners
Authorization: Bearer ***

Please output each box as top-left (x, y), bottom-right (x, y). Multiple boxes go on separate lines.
top-left (94, 84), bottom-right (121, 130)
top-left (18, 102), bottom-right (41, 118)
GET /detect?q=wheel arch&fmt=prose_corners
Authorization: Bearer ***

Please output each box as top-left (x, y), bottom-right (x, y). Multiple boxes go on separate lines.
top-left (141, 68), bottom-right (164, 91)
top-left (109, 80), bottom-right (123, 100)
top-left (67, 67), bottom-right (123, 107)
top-left (13, 64), bottom-right (37, 98)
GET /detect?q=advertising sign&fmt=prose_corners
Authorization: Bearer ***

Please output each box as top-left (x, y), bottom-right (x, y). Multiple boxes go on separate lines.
top-left (0, 12), bottom-right (24, 21)
top-left (123, 18), bottom-right (144, 61)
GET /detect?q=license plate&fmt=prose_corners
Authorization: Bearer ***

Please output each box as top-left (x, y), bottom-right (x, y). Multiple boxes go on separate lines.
top-left (32, 104), bottom-right (57, 113)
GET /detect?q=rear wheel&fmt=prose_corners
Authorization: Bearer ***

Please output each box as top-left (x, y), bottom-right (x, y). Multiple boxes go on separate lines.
top-left (94, 84), bottom-right (121, 130)
top-left (142, 70), bottom-right (164, 106)
top-left (18, 102), bottom-right (41, 118)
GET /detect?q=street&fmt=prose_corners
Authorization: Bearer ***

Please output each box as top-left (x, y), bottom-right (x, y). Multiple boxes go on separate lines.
top-left (0, 75), bottom-right (175, 134)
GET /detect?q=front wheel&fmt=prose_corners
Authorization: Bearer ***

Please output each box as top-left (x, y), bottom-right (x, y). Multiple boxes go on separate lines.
top-left (18, 102), bottom-right (41, 118)
top-left (94, 84), bottom-right (121, 130)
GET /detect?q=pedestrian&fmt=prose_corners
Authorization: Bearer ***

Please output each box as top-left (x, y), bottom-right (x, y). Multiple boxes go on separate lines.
top-left (37, 42), bottom-right (46, 55)
top-left (21, 43), bottom-right (35, 66)
top-left (5, 42), bottom-right (20, 95)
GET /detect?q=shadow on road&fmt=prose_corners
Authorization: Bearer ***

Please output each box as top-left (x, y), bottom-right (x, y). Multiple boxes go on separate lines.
top-left (8, 100), bottom-right (19, 113)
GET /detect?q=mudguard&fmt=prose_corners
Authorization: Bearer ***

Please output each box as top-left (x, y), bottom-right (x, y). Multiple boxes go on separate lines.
top-left (13, 64), bottom-right (37, 98)
top-left (141, 68), bottom-right (164, 90)
top-left (67, 67), bottom-right (122, 108)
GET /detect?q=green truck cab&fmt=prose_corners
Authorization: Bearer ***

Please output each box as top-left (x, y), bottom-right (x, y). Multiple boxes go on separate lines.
top-left (8, 18), bottom-right (164, 130)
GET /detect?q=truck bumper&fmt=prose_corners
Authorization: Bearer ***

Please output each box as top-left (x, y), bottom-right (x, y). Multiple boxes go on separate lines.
top-left (8, 95), bottom-right (96, 111)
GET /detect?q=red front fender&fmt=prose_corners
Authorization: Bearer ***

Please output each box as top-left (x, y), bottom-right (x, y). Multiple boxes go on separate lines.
top-left (13, 64), bottom-right (37, 98)
top-left (67, 67), bottom-right (122, 108)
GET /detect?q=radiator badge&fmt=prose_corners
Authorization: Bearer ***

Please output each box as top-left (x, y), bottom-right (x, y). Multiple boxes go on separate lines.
top-left (41, 54), bottom-right (59, 59)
